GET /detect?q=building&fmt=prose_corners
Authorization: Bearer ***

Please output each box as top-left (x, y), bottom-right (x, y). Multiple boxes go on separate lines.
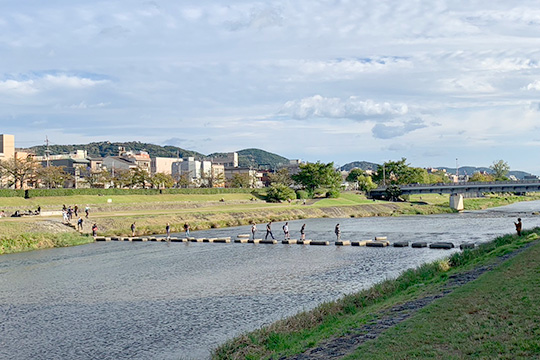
top-left (0, 134), bottom-right (15, 161)
top-left (102, 156), bottom-right (138, 173)
top-left (211, 152), bottom-right (238, 168)
top-left (172, 157), bottom-right (200, 182)
top-left (225, 167), bottom-right (264, 188)
top-left (151, 157), bottom-right (180, 175)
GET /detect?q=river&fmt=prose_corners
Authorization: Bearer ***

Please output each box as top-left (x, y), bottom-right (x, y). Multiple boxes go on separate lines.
top-left (1, 201), bottom-right (539, 359)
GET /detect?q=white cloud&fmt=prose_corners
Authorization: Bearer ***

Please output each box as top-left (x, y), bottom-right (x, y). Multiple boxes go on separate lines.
top-left (282, 95), bottom-right (409, 120)
top-left (0, 79), bottom-right (37, 95)
top-left (525, 80), bottom-right (540, 91)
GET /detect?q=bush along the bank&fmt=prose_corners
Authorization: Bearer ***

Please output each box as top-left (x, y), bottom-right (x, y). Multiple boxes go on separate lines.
top-left (212, 228), bottom-right (540, 359)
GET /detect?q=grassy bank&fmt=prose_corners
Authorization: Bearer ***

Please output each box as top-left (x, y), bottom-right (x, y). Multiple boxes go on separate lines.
top-left (212, 229), bottom-right (540, 359)
top-left (1, 192), bottom-right (539, 254)
top-left (0, 231), bottom-right (94, 254)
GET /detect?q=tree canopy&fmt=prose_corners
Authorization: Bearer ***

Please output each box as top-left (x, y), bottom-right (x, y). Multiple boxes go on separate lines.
top-left (490, 160), bottom-right (510, 181)
top-left (292, 161), bottom-right (342, 195)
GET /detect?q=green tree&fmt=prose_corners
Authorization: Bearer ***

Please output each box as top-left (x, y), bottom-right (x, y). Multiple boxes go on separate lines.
top-left (345, 168), bottom-right (365, 182)
top-left (266, 183), bottom-right (296, 202)
top-left (357, 174), bottom-right (377, 192)
top-left (0, 156), bottom-right (39, 189)
top-left (228, 173), bottom-right (253, 188)
top-left (372, 158), bottom-right (429, 185)
top-left (174, 173), bottom-right (191, 188)
top-left (130, 167), bottom-right (151, 189)
top-left (385, 184), bottom-right (402, 201)
top-left (36, 166), bottom-right (68, 188)
top-left (490, 160), bottom-right (510, 181)
top-left (469, 172), bottom-right (494, 182)
top-left (268, 168), bottom-right (293, 186)
top-left (150, 172), bottom-right (175, 189)
top-left (292, 161), bottom-right (342, 196)
top-left (111, 169), bottom-right (132, 188)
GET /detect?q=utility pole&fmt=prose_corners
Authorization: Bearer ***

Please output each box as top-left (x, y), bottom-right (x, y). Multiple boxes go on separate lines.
top-left (45, 136), bottom-right (51, 168)
top-left (456, 158), bottom-right (459, 182)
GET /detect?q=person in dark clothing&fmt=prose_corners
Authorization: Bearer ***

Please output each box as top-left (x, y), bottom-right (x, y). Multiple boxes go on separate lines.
top-left (131, 222), bottom-right (136, 236)
top-left (300, 224), bottom-right (306, 240)
top-left (265, 221), bottom-right (275, 240)
top-left (92, 223), bottom-right (98, 237)
top-left (166, 223), bottom-right (171, 240)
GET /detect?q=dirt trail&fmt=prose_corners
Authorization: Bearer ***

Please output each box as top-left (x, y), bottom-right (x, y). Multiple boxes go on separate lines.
top-left (283, 241), bottom-right (536, 360)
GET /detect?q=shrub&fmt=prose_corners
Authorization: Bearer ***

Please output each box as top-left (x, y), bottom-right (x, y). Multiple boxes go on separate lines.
top-left (326, 189), bottom-right (341, 198)
top-left (266, 184), bottom-right (296, 203)
top-left (296, 190), bottom-right (309, 199)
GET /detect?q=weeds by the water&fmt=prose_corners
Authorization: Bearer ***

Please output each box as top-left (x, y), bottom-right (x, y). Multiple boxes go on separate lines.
top-left (212, 228), bottom-right (540, 359)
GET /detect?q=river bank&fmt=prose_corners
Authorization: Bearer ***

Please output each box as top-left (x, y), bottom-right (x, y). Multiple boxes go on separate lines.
top-left (1, 192), bottom-right (540, 255)
top-left (212, 229), bottom-right (540, 359)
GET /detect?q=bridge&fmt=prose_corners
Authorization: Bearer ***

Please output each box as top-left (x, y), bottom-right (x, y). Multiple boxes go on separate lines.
top-left (369, 180), bottom-right (540, 210)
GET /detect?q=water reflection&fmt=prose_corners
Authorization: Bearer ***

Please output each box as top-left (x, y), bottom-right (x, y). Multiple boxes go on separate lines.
top-left (1, 201), bottom-right (539, 359)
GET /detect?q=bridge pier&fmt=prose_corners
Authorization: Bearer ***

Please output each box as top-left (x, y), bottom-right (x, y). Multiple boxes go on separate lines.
top-left (449, 193), bottom-right (464, 211)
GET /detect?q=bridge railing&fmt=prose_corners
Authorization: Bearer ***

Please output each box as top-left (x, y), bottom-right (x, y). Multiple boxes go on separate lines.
top-left (372, 179), bottom-right (540, 191)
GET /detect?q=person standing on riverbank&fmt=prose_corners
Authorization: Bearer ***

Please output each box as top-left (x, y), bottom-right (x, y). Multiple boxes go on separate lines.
top-left (265, 221), bottom-right (275, 240)
top-left (251, 223), bottom-right (257, 240)
top-left (131, 222), bottom-right (136, 236)
top-left (184, 223), bottom-right (190, 237)
top-left (300, 224), bottom-right (306, 240)
top-left (335, 223), bottom-right (341, 241)
top-left (92, 223), bottom-right (98, 237)
top-left (515, 218), bottom-right (522, 236)
top-left (77, 217), bottom-right (83, 231)
top-left (85, 205), bottom-right (90, 218)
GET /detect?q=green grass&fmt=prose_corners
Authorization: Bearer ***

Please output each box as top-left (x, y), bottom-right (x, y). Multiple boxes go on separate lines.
top-left (346, 234), bottom-right (540, 359)
top-left (0, 231), bottom-right (93, 254)
top-left (212, 229), bottom-right (540, 359)
top-left (312, 192), bottom-right (374, 207)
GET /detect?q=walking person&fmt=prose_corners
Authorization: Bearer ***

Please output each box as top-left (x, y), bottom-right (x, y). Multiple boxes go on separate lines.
top-left (131, 222), bottom-right (136, 237)
top-left (265, 221), bottom-right (275, 240)
top-left (92, 223), bottom-right (98, 237)
top-left (251, 223), bottom-right (257, 240)
top-left (515, 218), bottom-right (522, 236)
top-left (84, 205), bottom-right (90, 218)
top-left (74, 205), bottom-right (78, 217)
top-left (282, 222), bottom-right (290, 240)
top-left (335, 223), bottom-right (341, 241)
top-left (300, 224), bottom-right (306, 241)
top-left (166, 223), bottom-right (171, 240)
top-left (184, 223), bottom-right (190, 237)
top-left (77, 217), bottom-right (83, 231)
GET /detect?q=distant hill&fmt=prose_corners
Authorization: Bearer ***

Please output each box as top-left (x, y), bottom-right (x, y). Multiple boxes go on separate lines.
top-left (339, 161), bottom-right (380, 172)
top-left (28, 141), bottom-right (289, 169)
top-left (27, 141), bottom-right (204, 159)
top-left (209, 148), bottom-right (289, 169)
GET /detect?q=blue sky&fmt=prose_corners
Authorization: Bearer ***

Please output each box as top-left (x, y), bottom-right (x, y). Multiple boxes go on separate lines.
top-left (2, 1), bottom-right (540, 174)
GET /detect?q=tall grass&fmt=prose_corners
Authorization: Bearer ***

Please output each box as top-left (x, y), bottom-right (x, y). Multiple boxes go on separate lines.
top-left (0, 232), bottom-right (93, 254)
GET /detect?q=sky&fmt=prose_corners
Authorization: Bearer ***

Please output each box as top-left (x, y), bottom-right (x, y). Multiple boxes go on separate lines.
top-left (1, 0), bottom-right (540, 174)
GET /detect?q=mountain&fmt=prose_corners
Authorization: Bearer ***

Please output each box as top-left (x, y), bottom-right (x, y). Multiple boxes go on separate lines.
top-left (339, 161), bottom-right (380, 172)
top-left (28, 141), bottom-right (290, 169)
top-left (28, 141), bottom-right (204, 159)
top-left (208, 148), bottom-right (290, 169)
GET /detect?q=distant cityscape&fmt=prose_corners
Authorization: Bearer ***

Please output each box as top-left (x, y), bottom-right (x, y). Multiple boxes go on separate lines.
top-left (0, 133), bottom-right (537, 190)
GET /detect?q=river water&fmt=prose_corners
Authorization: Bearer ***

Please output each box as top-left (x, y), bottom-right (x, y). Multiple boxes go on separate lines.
top-left (1, 201), bottom-right (540, 359)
